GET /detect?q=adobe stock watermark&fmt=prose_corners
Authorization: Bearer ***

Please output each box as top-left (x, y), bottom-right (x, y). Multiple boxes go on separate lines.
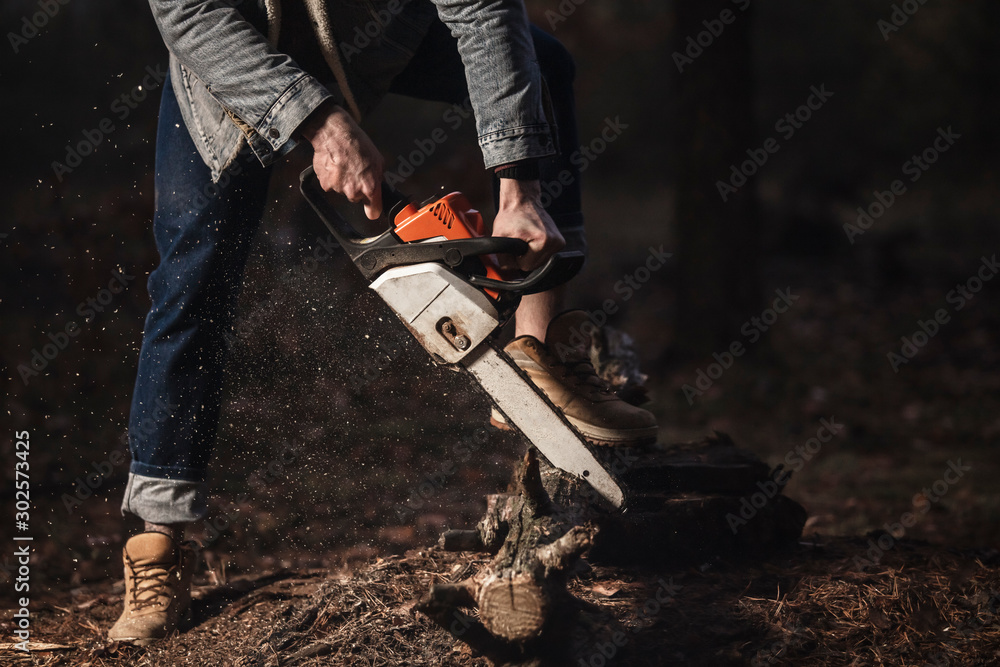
top-left (201, 438), bottom-right (305, 547)
top-left (61, 398), bottom-right (178, 513)
top-left (191, 144), bottom-right (259, 212)
top-left (551, 245), bottom-right (671, 363)
top-left (572, 449), bottom-right (647, 508)
top-left (682, 288), bottom-right (799, 405)
top-left (384, 97), bottom-right (474, 187)
top-left (538, 116), bottom-right (628, 209)
top-left (923, 591), bottom-right (1000, 667)
top-left (887, 253), bottom-right (997, 372)
top-left (574, 577), bottom-right (682, 666)
top-left (51, 64), bottom-right (167, 182)
top-left (751, 624), bottom-right (810, 666)
top-left (544, 0), bottom-right (588, 31)
top-left (347, 331), bottom-right (411, 392)
top-left (17, 268), bottom-right (136, 385)
top-left (393, 427), bottom-right (493, 521)
top-left (61, 450), bottom-right (127, 514)
top-left (223, 234), bottom-right (340, 349)
top-left (339, 0), bottom-right (411, 62)
top-left (7, 0), bottom-right (72, 54)
top-left (672, 0), bottom-right (753, 73)
top-left (852, 458), bottom-right (971, 569)
top-left (716, 84), bottom-right (833, 202)
top-left (878, 0), bottom-right (930, 41)
top-left (726, 417), bottom-right (843, 534)
top-left (844, 126), bottom-right (960, 244)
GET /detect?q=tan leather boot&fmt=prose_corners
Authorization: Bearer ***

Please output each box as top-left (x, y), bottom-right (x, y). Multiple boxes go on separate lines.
top-left (108, 532), bottom-right (197, 646)
top-left (492, 310), bottom-right (658, 446)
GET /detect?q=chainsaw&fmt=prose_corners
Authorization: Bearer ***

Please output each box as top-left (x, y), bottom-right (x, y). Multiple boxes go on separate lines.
top-left (300, 166), bottom-right (627, 509)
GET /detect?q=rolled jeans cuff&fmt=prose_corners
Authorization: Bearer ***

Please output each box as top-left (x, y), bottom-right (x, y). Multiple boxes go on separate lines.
top-left (121, 472), bottom-right (208, 524)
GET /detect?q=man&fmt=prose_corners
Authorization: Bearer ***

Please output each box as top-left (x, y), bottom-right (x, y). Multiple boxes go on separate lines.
top-left (110, 0), bottom-right (657, 644)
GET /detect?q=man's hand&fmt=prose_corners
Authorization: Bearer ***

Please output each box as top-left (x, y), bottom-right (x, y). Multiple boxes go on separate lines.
top-left (493, 178), bottom-right (565, 272)
top-left (300, 100), bottom-right (384, 220)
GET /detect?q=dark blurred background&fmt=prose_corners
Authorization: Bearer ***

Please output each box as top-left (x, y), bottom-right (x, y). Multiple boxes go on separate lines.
top-left (2, 0), bottom-right (998, 594)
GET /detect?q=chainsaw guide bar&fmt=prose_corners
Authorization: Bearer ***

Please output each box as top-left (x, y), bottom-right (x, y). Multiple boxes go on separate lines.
top-left (462, 340), bottom-right (627, 508)
top-left (300, 166), bottom-right (629, 509)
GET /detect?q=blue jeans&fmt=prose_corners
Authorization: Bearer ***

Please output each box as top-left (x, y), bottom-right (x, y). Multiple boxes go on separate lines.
top-left (122, 24), bottom-right (586, 524)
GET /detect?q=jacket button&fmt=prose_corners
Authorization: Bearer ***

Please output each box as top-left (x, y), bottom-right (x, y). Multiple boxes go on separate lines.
top-left (268, 128), bottom-right (280, 139)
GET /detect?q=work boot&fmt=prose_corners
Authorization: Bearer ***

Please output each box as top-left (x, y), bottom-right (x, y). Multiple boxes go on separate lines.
top-left (108, 532), bottom-right (197, 646)
top-left (491, 310), bottom-right (659, 446)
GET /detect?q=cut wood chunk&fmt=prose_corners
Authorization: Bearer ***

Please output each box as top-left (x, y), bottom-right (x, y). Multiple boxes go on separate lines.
top-left (477, 572), bottom-right (550, 642)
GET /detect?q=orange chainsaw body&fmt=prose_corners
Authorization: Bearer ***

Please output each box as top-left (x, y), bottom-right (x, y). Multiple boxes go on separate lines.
top-left (390, 192), bottom-right (505, 298)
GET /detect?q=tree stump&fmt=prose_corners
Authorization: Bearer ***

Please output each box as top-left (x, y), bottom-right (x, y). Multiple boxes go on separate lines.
top-left (416, 433), bottom-right (807, 665)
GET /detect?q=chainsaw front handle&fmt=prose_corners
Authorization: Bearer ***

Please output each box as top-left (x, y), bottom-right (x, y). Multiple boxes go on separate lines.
top-left (299, 165), bottom-right (582, 294)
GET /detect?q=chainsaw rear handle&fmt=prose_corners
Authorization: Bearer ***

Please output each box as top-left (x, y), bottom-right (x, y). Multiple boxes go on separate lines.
top-left (468, 251), bottom-right (585, 295)
top-left (299, 165), bottom-right (582, 294)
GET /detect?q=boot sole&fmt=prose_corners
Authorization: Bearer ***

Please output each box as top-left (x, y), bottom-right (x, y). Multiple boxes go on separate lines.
top-left (489, 409), bottom-right (657, 447)
top-left (108, 602), bottom-right (191, 646)
top-left (111, 636), bottom-right (161, 647)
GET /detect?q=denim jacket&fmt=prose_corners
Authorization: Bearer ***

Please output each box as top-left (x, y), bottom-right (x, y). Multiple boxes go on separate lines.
top-left (148, 0), bottom-right (556, 180)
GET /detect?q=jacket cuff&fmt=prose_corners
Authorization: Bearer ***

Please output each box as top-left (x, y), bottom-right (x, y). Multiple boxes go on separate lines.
top-left (245, 74), bottom-right (333, 165)
top-left (494, 159), bottom-right (540, 180)
top-left (479, 123), bottom-right (556, 170)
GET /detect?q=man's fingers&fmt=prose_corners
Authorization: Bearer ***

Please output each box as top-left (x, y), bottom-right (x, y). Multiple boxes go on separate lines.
top-left (316, 168), bottom-right (334, 193)
top-left (343, 186), bottom-right (363, 203)
top-left (364, 178), bottom-right (383, 220)
top-left (517, 232), bottom-right (565, 271)
top-left (497, 253), bottom-right (520, 272)
top-left (309, 119), bottom-right (384, 220)
top-left (314, 164), bottom-right (384, 220)
top-left (516, 245), bottom-right (545, 272)
top-left (518, 253), bottom-right (543, 272)
top-left (314, 158), bottom-right (341, 193)
top-left (494, 230), bottom-right (564, 272)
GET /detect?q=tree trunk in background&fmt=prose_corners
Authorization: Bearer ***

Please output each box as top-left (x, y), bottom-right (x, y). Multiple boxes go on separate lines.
top-left (673, 0), bottom-right (761, 356)
top-left (974, 1), bottom-right (1000, 158)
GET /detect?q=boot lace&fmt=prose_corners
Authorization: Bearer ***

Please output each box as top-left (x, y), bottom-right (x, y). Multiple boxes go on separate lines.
top-left (545, 346), bottom-right (612, 398)
top-left (127, 556), bottom-right (180, 611)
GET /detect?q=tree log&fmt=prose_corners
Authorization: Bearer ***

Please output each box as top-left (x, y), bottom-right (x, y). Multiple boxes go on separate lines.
top-left (416, 448), bottom-right (598, 663)
top-left (419, 433), bottom-right (807, 665)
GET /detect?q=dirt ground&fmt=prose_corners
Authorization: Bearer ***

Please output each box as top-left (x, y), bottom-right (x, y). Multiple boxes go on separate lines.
top-left (4, 183), bottom-right (1000, 665)
top-left (3, 537), bottom-right (999, 666)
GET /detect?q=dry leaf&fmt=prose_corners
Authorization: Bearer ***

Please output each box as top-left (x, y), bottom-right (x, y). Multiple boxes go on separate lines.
top-left (590, 584), bottom-right (621, 597)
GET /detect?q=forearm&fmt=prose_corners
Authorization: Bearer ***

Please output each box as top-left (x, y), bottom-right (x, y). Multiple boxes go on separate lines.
top-left (497, 173), bottom-right (543, 210)
top-left (430, 0), bottom-right (556, 168)
top-left (148, 0), bottom-right (332, 164)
